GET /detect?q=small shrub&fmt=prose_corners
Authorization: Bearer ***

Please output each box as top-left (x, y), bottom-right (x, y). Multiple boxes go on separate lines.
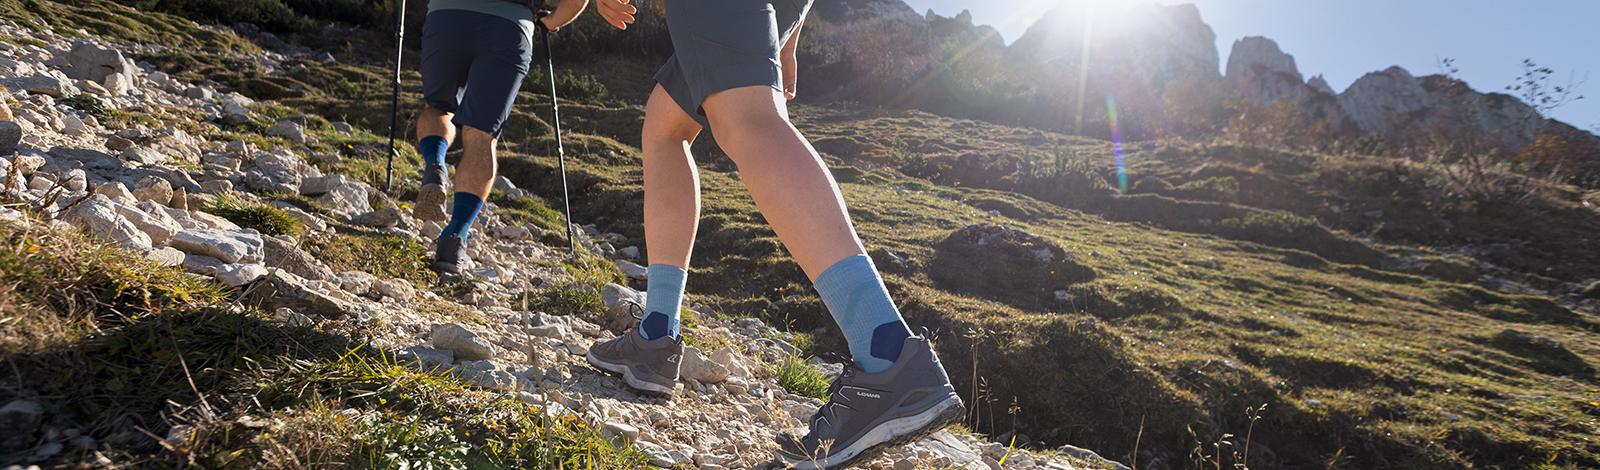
top-left (60, 94), bottom-right (110, 121)
top-left (202, 196), bottom-right (305, 236)
top-left (354, 414), bottom-right (471, 469)
top-left (1217, 211), bottom-right (1319, 239)
top-left (555, 73), bottom-right (608, 101)
top-left (1173, 176), bottom-right (1240, 200)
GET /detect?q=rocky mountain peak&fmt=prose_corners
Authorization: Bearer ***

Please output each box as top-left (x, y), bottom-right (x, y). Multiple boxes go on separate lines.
top-left (1226, 36), bottom-right (1301, 82)
top-left (1307, 74), bottom-right (1334, 94)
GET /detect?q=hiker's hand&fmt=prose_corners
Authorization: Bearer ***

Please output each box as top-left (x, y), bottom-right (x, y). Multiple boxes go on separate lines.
top-left (781, 52), bottom-right (798, 100)
top-left (596, 0), bottom-right (636, 30)
top-left (539, 0), bottom-right (588, 32)
top-left (780, 19), bottom-right (803, 100)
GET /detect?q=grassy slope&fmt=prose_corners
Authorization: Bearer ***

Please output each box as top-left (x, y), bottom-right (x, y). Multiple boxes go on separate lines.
top-left (0, 220), bottom-right (642, 468)
top-left (4, 0), bottom-right (1597, 468)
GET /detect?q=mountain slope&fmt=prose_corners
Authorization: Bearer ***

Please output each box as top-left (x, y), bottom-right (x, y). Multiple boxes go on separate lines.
top-left (1, 1), bottom-right (1597, 469)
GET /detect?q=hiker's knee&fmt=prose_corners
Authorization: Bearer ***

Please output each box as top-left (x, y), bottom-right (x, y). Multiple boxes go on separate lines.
top-left (458, 126), bottom-right (497, 167)
top-left (421, 104), bottom-right (453, 120)
top-left (643, 88), bottom-right (702, 147)
top-left (460, 125), bottom-right (495, 146)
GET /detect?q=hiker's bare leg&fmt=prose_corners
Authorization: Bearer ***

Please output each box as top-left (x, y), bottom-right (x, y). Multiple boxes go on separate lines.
top-left (701, 86), bottom-right (864, 280)
top-left (642, 85), bottom-right (705, 269)
top-left (454, 126), bottom-right (497, 198)
top-left (417, 105), bottom-right (456, 144)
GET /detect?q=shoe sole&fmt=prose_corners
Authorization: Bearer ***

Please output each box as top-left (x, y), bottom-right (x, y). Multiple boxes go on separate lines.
top-left (430, 260), bottom-right (460, 275)
top-left (782, 394), bottom-right (966, 470)
top-left (586, 352), bottom-right (676, 395)
top-left (415, 183), bottom-right (448, 222)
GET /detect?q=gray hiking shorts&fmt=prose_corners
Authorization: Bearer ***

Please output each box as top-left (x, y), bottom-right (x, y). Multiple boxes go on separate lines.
top-left (654, 0), bottom-right (813, 127)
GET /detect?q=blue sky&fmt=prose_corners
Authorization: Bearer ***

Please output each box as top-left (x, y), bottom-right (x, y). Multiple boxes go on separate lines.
top-left (902, 0), bottom-right (1598, 128)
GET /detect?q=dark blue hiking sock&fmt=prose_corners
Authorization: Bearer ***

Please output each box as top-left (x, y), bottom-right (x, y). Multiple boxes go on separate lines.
top-left (441, 192), bottom-right (484, 240)
top-left (418, 135), bottom-right (448, 169)
top-left (639, 264), bottom-right (688, 340)
top-left (814, 255), bottom-right (913, 373)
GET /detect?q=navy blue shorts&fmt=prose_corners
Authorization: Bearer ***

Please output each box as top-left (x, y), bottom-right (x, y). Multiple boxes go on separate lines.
top-left (420, 9), bottom-right (532, 138)
top-left (655, 0), bottom-right (813, 127)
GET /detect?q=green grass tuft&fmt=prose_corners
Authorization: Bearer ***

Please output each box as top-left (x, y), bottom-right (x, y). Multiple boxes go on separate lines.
top-left (772, 354), bottom-right (831, 400)
top-left (202, 196), bottom-right (305, 236)
top-left (305, 232), bottom-right (435, 284)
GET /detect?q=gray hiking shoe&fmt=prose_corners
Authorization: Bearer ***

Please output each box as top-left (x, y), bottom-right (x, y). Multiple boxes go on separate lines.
top-left (415, 164), bottom-right (448, 222)
top-left (432, 234), bottom-right (467, 275)
top-left (586, 323), bottom-right (683, 395)
top-left (777, 335), bottom-right (965, 469)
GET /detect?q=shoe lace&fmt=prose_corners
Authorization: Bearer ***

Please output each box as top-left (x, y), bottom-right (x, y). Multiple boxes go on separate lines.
top-left (807, 353), bottom-right (863, 438)
top-left (622, 299), bottom-right (645, 321)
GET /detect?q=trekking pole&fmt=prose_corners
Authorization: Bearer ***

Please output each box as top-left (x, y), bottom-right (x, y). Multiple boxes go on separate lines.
top-left (383, 0), bottom-right (407, 193)
top-left (539, 21), bottom-right (579, 259)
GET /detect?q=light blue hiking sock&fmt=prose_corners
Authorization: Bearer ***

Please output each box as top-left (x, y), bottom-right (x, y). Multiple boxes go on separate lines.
top-left (418, 135), bottom-right (448, 169)
top-left (639, 264), bottom-right (688, 340)
top-left (814, 255), bottom-right (912, 373)
top-left (441, 192), bottom-right (484, 240)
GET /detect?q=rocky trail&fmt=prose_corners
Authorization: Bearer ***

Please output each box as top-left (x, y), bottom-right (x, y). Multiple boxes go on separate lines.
top-left (0, 18), bottom-right (1120, 470)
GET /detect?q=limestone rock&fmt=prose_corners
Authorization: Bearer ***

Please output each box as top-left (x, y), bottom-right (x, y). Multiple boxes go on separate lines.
top-left (335, 271), bottom-right (377, 296)
top-left (431, 323), bottom-right (496, 361)
top-left (0, 76), bottom-right (71, 97)
top-left (113, 200), bottom-right (180, 245)
top-left (61, 42), bottom-right (139, 89)
top-left (121, 147), bottom-right (167, 166)
top-left (680, 346), bottom-right (728, 384)
top-left (616, 259), bottom-right (648, 280)
top-left (244, 152), bottom-right (313, 194)
top-left (298, 174), bottom-right (345, 196)
top-left (265, 119), bottom-right (307, 143)
top-left (131, 175), bottom-right (173, 204)
top-left (59, 169), bottom-right (87, 192)
top-left (0, 121), bottom-right (21, 155)
top-left (261, 235), bottom-right (336, 281)
top-left (216, 263), bottom-right (269, 288)
top-left (247, 269), bottom-right (363, 319)
top-left (145, 246), bottom-right (185, 267)
top-left (315, 181), bottom-right (372, 217)
top-left (400, 345), bottom-right (454, 371)
top-left (451, 360), bottom-right (519, 391)
top-left (181, 253), bottom-right (226, 275)
top-left (168, 229), bottom-right (264, 264)
top-left (350, 207), bottom-right (402, 228)
top-left (92, 183), bottom-right (133, 203)
top-left (65, 194), bottom-right (152, 251)
top-left (601, 283), bottom-right (646, 331)
top-left (374, 278), bottom-right (415, 301)
top-left (104, 135), bottom-right (134, 152)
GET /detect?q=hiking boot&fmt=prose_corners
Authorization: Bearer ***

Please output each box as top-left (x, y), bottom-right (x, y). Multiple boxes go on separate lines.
top-left (415, 164), bottom-right (448, 222)
top-left (776, 335), bottom-right (965, 469)
top-left (586, 323), bottom-right (683, 395)
top-left (432, 234), bottom-right (467, 274)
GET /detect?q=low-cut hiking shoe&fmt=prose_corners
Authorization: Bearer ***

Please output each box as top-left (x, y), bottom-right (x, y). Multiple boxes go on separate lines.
top-left (777, 335), bottom-right (965, 469)
top-left (587, 326), bottom-right (683, 395)
top-left (415, 165), bottom-right (448, 222)
top-left (432, 234), bottom-right (467, 274)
